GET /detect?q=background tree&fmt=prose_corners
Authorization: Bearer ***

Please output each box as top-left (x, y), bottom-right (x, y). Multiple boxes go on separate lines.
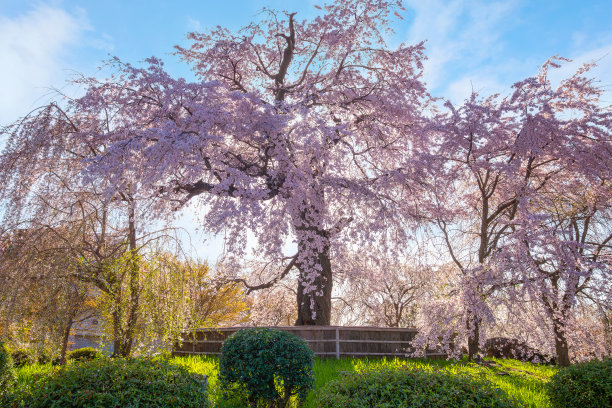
top-left (499, 176), bottom-right (612, 365)
top-left (0, 100), bottom-right (184, 356)
top-left (0, 226), bottom-right (98, 363)
top-left (418, 59), bottom-right (612, 361)
top-left (333, 257), bottom-right (429, 327)
top-left (246, 285), bottom-right (298, 327)
top-left (101, 253), bottom-right (249, 354)
top-left (493, 61), bottom-right (612, 366)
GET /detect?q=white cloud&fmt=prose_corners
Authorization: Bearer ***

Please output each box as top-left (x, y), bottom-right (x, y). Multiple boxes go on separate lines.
top-left (186, 17), bottom-right (202, 32)
top-left (441, 45), bottom-right (612, 106)
top-left (0, 5), bottom-right (89, 125)
top-left (405, 0), bottom-right (516, 92)
top-left (403, 1), bottom-right (612, 105)
top-left (89, 33), bottom-right (115, 53)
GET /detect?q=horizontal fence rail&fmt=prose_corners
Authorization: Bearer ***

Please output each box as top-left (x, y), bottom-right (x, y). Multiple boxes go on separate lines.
top-left (172, 326), bottom-right (446, 359)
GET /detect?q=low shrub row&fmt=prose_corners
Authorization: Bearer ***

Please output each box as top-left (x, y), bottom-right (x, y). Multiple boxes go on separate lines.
top-left (547, 358), bottom-right (611, 408)
top-left (6, 358), bottom-right (210, 408)
top-left (215, 328), bottom-right (527, 407)
top-left (315, 368), bottom-right (517, 408)
top-left (2, 331), bottom-right (610, 408)
top-left (66, 347), bottom-right (103, 362)
top-left (0, 345), bottom-right (102, 368)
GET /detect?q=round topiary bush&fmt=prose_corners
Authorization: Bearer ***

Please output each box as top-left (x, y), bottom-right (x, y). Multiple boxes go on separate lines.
top-left (219, 327), bottom-right (315, 407)
top-left (67, 347), bottom-right (103, 362)
top-left (0, 342), bottom-right (17, 393)
top-left (315, 368), bottom-right (518, 408)
top-left (547, 358), bottom-right (611, 408)
top-left (20, 358), bottom-right (210, 407)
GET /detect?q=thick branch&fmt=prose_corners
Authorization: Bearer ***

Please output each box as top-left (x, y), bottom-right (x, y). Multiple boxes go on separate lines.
top-left (231, 255), bottom-right (298, 294)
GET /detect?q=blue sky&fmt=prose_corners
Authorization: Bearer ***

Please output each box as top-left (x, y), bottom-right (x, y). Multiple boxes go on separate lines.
top-left (1, 0), bottom-right (611, 260)
top-left (2, 0), bottom-right (611, 126)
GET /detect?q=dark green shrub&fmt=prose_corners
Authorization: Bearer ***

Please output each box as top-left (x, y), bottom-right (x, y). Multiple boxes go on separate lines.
top-left (219, 328), bottom-right (314, 407)
top-left (547, 358), bottom-right (612, 408)
top-left (66, 347), bottom-right (103, 362)
top-left (0, 342), bottom-right (17, 393)
top-left (19, 358), bottom-right (210, 407)
top-left (11, 348), bottom-right (36, 367)
top-left (315, 368), bottom-right (518, 408)
top-left (36, 348), bottom-right (55, 365)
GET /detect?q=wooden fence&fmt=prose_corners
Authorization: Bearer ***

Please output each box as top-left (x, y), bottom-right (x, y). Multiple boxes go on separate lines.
top-left (172, 326), bottom-right (446, 359)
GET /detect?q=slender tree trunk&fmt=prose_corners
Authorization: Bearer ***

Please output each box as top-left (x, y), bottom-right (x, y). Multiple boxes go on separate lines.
top-left (295, 247), bottom-right (332, 326)
top-left (121, 207), bottom-right (139, 356)
top-left (109, 261), bottom-right (139, 357)
top-left (59, 314), bottom-right (75, 365)
top-left (119, 251), bottom-right (139, 357)
top-left (112, 300), bottom-right (123, 357)
top-left (114, 199), bottom-right (140, 357)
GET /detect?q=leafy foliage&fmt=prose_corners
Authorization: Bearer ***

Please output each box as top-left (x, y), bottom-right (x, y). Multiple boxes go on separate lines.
top-left (219, 328), bottom-right (314, 407)
top-left (16, 358), bottom-right (210, 407)
top-left (36, 348), bottom-right (56, 365)
top-left (66, 347), bottom-right (103, 362)
top-left (547, 358), bottom-right (612, 408)
top-left (315, 367), bottom-right (518, 408)
top-left (0, 342), bottom-right (17, 393)
top-left (135, 255), bottom-right (249, 354)
top-left (10, 348), bottom-right (36, 368)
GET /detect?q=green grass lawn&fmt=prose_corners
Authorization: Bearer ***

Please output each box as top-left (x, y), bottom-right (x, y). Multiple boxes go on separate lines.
top-left (11, 356), bottom-right (557, 407)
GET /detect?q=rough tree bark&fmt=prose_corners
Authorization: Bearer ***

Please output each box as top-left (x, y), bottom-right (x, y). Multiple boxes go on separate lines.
top-left (295, 247), bottom-right (333, 325)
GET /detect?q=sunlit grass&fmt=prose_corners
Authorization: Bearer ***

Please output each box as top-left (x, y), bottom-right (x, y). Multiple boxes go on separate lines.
top-left (12, 362), bottom-right (55, 393)
top-left (12, 355), bottom-right (557, 407)
top-left (170, 355), bottom-right (557, 407)
top-left (305, 357), bottom-right (557, 408)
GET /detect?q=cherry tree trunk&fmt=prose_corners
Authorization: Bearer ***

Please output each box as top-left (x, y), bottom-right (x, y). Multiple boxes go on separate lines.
top-left (466, 310), bottom-right (481, 360)
top-left (295, 249), bottom-right (333, 326)
top-left (553, 318), bottom-right (571, 367)
top-left (604, 314), bottom-right (612, 357)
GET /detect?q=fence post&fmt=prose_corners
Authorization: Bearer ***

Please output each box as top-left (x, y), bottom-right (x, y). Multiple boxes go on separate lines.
top-left (335, 327), bottom-right (340, 359)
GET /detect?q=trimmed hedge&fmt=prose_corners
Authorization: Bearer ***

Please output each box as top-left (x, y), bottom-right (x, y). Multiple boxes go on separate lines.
top-left (219, 327), bottom-right (314, 407)
top-left (315, 367), bottom-right (518, 408)
top-left (67, 347), bottom-right (103, 362)
top-left (547, 358), bottom-right (612, 408)
top-left (18, 358), bottom-right (210, 407)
